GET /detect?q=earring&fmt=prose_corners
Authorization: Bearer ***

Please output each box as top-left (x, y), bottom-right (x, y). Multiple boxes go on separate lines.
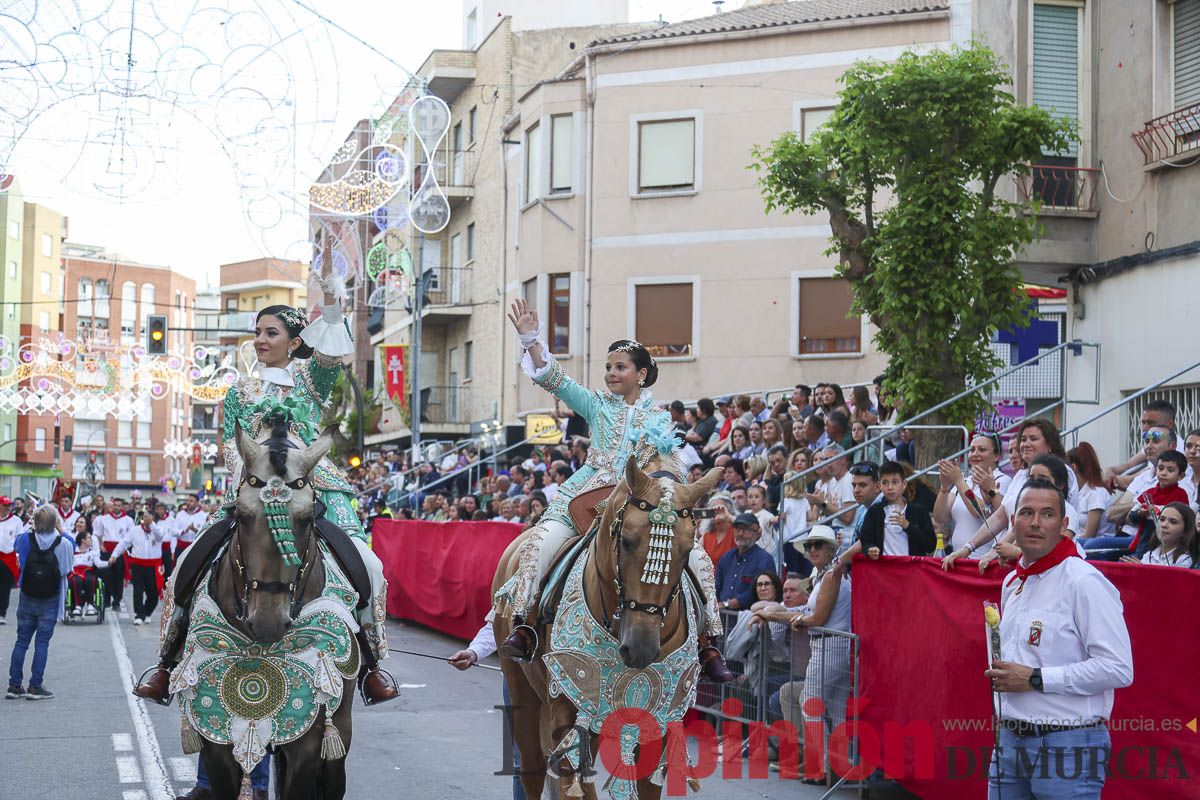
top-left (638, 378), bottom-right (645, 387)
top-left (287, 347), bottom-right (295, 359)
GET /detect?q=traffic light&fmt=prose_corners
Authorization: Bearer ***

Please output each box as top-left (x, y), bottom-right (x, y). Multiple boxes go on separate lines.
top-left (146, 314), bottom-right (168, 355)
top-left (348, 454), bottom-right (363, 469)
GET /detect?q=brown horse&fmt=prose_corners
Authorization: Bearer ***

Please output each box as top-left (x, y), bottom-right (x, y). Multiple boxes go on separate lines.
top-left (197, 420), bottom-right (355, 800)
top-left (493, 456), bottom-right (721, 800)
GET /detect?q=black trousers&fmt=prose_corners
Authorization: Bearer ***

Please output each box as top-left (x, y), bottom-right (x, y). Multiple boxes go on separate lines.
top-left (67, 571), bottom-right (99, 609)
top-left (161, 545), bottom-right (174, 580)
top-left (0, 562), bottom-right (13, 617)
top-left (130, 564), bottom-right (158, 620)
top-left (102, 550), bottom-right (126, 609)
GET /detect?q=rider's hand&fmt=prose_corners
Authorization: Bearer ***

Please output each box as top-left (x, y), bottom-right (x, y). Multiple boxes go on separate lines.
top-left (507, 299), bottom-right (539, 337)
top-left (448, 649), bottom-right (478, 671)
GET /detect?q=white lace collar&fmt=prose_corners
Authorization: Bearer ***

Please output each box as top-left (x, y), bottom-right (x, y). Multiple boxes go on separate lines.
top-left (257, 363), bottom-right (295, 388)
top-left (605, 387), bottom-right (653, 408)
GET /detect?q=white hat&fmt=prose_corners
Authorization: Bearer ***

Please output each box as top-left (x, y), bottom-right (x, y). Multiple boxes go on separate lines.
top-left (793, 525), bottom-right (838, 552)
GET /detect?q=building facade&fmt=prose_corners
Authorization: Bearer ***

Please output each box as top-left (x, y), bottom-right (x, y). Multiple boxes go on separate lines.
top-left (58, 246), bottom-right (197, 495)
top-left (501, 2), bottom-right (942, 421)
top-left (364, 15), bottom-right (655, 449)
top-left (0, 181), bottom-right (24, 476)
top-left (14, 202), bottom-right (66, 491)
top-left (217, 257), bottom-right (308, 355)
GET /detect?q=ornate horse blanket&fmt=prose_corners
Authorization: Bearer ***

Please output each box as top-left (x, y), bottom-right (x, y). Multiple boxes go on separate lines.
top-left (543, 549), bottom-right (702, 800)
top-left (170, 541), bottom-right (361, 772)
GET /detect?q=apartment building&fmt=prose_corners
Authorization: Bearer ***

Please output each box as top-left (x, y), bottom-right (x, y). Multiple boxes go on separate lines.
top-left (59, 246), bottom-right (197, 493)
top-left (0, 182), bottom-right (23, 476)
top-left (14, 202), bottom-right (66, 487)
top-left (365, 10), bottom-right (654, 447)
top-left (501, 1), bottom-right (946, 420)
top-left (971, 0), bottom-right (1200, 464)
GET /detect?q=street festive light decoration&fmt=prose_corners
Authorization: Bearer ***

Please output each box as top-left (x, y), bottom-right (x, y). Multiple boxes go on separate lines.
top-left (0, 333), bottom-right (238, 418)
top-left (163, 439), bottom-right (220, 461)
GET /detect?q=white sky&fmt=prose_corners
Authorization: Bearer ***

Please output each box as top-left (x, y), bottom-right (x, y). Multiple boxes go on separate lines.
top-left (5, 0), bottom-right (740, 289)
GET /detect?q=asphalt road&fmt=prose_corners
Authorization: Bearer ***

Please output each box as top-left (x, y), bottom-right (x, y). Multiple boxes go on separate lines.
top-left (0, 599), bottom-right (860, 800)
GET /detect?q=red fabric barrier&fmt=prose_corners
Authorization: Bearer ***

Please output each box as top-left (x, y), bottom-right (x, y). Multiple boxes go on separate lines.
top-left (852, 557), bottom-right (1199, 800)
top-left (371, 519), bottom-right (524, 641)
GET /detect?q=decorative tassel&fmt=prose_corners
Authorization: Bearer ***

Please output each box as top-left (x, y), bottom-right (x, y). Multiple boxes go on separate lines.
top-left (320, 718), bottom-right (346, 760)
top-left (565, 775), bottom-right (584, 797)
top-left (687, 777), bottom-right (701, 793)
top-left (181, 717), bottom-right (202, 755)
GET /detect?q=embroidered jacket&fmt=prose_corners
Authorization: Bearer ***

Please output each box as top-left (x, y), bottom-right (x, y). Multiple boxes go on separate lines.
top-left (524, 351), bottom-right (681, 530)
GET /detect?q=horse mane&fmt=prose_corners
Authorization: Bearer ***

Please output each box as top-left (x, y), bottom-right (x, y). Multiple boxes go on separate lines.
top-left (266, 413), bottom-right (291, 476)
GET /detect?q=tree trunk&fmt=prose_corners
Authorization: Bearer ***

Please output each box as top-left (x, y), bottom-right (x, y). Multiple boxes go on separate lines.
top-left (913, 411), bottom-right (968, 475)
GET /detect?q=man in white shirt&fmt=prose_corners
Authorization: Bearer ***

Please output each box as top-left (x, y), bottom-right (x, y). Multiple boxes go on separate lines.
top-left (985, 478), bottom-right (1133, 799)
top-left (109, 512), bottom-right (168, 625)
top-left (54, 494), bottom-right (80, 535)
top-left (172, 495), bottom-right (209, 557)
top-left (93, 499), bottom-right (135, 611)
top-left (0, 497), bottom-right (27, 624)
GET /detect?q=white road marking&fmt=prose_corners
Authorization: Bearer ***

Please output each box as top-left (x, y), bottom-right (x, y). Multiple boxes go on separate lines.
top-left (108, 615), bottom-right (175, 800)
top-left (396, 683), bottom-right (426, 689)
top-left (169, 756), bottom-right (197, 784)
top-left (116, 755), bottom-right (142, 783)
top-left (123, 791), bottom-right (148, 800)
top-left (112, 733), bottom-right (134, 752)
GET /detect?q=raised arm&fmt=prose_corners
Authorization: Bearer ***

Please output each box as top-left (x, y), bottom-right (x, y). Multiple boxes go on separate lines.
top-left (297, 237), bottom-right (355, 405)
top-left (509, 298), bottom-right (596, 420)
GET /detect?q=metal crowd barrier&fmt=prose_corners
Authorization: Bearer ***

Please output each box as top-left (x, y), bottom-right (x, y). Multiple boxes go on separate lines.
top-left (691, 609), bottom-right (864, 796)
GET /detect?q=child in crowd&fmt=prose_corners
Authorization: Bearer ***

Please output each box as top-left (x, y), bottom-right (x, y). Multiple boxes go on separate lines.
top-left (1127, 450), bottom-right (1190, 557)
top-left (858, 461), bottom-right (936, 558)
top-left (745, 484), bottom-right (778, 555)
top-left (69, 530), bottom-right (105, 617)
top-left (1123, 501), bottom-right (1196, 568)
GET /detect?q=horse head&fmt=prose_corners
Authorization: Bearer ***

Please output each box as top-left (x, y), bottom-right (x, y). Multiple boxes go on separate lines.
top-left (603, 456), bottom-right (721, 669)
top-left (232, 416), bottom-right (331, 643)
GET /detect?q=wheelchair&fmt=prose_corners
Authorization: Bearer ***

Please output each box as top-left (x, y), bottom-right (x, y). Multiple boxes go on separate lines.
top-left (63, 573), bottom-right (106, 625)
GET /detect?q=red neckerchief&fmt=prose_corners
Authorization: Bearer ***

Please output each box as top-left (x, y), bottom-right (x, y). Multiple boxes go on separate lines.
top-left (58, 505), bottom-right (74, 520)
top-left (109, 510), bottom-right (125, 519)
top-left (1008, 536), bottom-right (1079, 595)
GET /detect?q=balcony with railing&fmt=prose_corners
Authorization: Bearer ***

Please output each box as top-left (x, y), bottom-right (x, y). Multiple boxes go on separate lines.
top-left (416, 385), bottom-right (471, 429)
top-left (413, 146), bottom-right (476, 209)
top-left (1132, 100), bottom-right (1200, 165)
top-left (1015, 163), bottom-right (1100, 214)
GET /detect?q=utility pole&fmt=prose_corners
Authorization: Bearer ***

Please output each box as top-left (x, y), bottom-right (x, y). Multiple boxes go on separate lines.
top-left (410, 232), bottom-right (425, 466)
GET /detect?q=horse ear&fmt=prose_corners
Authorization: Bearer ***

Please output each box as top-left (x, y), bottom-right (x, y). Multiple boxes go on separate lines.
top-left (623, 455), bottom-right (652, 497)
top-left (295, 426), bottom-right (335, 476)
top-left (234, 423), bottom-right (258, 466)
top-left (679, 467), bottom-right (722, 507)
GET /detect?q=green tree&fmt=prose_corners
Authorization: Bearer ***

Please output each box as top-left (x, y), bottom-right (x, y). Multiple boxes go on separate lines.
top-left (752, 44), bottom-right (1072, 464)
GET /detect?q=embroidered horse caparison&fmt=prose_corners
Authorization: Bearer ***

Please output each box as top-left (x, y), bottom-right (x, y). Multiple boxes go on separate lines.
top-left (171, 541), bottom-right (361, 773)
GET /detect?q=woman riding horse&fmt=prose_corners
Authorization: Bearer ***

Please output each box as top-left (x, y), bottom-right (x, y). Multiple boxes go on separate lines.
top-left (134, 298), bottom-right (398, 706)
top-left (494, 299), bottom-right (732, 682)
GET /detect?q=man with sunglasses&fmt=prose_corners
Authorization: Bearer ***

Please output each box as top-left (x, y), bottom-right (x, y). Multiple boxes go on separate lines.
top-left (1114, 427), bottom-right (1195, 526)
top-left (838, 462), bottom-right (882, 561)
top-left (1103, 400), bottom-right (1179, 490)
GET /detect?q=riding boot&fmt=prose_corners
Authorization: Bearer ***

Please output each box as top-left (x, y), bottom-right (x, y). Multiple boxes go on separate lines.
top-left (132, 610), bottom-right (190, 706)
top-left (498, 621), bottom-right (538, 663)
top-left (698, 636), bottom-right (734, 683)
top-left (357, 630), bottom-right (399, 706)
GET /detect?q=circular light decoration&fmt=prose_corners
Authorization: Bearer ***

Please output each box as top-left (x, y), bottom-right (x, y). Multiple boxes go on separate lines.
top-left (367, 269), bottom-right (410, 311)
top-left (375, 150), bottom-right (405, 182)
top-left (365, 241), bottom-right (407, 281)
top-left (310, 249), bottom-right (349, 279)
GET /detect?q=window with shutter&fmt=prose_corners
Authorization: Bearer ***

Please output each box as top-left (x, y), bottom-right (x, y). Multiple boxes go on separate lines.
top-left (797, 277), bottom-right (860, 355)
top-left (634, 283), bottom-right (694, 357)
top-left (1032, 2), bottom-right (1081, 158)
top-left (550, 115), bottom-right (573, 193)
top-left (548, 274), bottom-right (571, 355)
top-left (1175, 0), bottom-right (1200, 109)
top-left (638, 119), bottom-right (695, 192)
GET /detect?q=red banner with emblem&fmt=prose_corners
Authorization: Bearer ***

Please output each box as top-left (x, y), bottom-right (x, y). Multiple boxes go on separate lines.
top-left (852, 557), bottom-right (1199, 800)
top-left (382, 345), bottom-right (407, 410)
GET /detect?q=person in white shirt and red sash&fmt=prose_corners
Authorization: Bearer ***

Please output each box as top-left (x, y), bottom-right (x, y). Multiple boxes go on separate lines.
top-left (985, 477), bottom-right (1133, 800)
top-left (54, 495), bottom-right (80, 536)
top-left (93, 499), bottom-right (135, 611)
top-left (0, 496), bottom-right (27, 624)
top-left (170, 495), bottom-right (207, 578)
top-left (109, 512), bottom-right (167, 625)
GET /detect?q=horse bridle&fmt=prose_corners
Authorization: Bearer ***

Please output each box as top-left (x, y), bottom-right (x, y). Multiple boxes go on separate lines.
top-left (229, 474), bottom-right (320, 623)
top-left (603, 473), bottom-right (714, 629)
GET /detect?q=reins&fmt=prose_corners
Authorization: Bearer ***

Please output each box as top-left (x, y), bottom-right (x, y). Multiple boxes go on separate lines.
top-left (590, 473), bottom-right (713, 634)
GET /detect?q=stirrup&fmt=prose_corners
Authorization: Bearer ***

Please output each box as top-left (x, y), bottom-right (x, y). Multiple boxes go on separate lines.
top-left (132, 665), bottom-right (175, 707)
top-left (499, 624), bottom-right (539, 663)
top-left (358, 666), bottom-right (400, 707)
